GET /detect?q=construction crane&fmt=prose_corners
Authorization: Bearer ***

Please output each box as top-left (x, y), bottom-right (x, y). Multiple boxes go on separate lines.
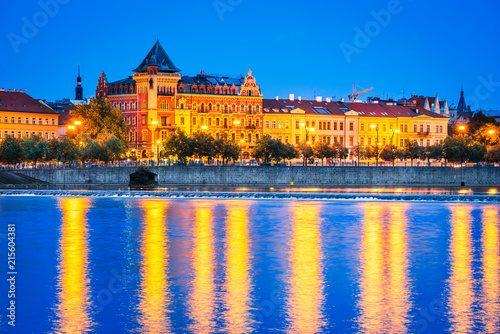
top-left (348, 84), bottom-right (374, 101)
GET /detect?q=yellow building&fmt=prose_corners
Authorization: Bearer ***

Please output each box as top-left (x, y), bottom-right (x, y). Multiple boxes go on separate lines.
top-left (263, 97), bottom-right (359, 150)
top-left (346, 102), bottom-right (448, 148)
top-left (0, 89), bottom-right (59, 141)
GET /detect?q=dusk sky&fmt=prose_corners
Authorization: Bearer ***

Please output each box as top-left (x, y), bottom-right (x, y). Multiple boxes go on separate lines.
top-left (2, 0), bottom-right (500, 110)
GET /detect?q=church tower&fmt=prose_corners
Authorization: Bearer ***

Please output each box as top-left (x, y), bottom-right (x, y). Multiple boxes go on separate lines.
top-left (75, 65), bottom-right (84, 100)
top-left (457, 86), bottom-right (467, 113)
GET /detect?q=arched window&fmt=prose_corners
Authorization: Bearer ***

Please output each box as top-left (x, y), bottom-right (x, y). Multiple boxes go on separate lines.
top-left (180, 103), bottom-right (184, 109)
top-left (248, 90), bottom-right (252, 96)
top-left (160, 101), bottom-right (168, 110)
top-left (142, 101), bottom-right (147, 110)
top-left (193, 103), bottom-right (197, 110)
top-left (256, 105), bottom-right (260, 113)
top-left (232, 104), bottom-right (236, 112)
top-left (248, 105), bottom-right (252, 113)
top-left (232, 133), bottom-right (236, 141)
top-left (208, 103), bottom-right (212, 111)
top-left (224, 104), bottom-right (228, 112)
top-left (216, 104), bottom-right (220, 111)
top-left (240, 104), bottom-right (245, 112)
top-left (248, 133), bottom-right (252, 143)
top-left (201, 103), bottom-right (205, 112)
top-left (255, 133), bottom-right (259, 142)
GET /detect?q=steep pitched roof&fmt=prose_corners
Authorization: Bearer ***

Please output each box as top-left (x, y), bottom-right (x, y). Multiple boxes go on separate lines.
top-left (133, 40), bottom-right (180, 73)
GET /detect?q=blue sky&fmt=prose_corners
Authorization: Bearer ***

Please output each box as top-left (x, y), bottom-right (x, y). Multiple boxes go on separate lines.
top-left (1, 0), bottom-right (499, 110)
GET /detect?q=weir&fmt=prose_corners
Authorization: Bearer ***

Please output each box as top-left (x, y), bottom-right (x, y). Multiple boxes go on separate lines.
top-left (6, 166), bottom-right (500, 187)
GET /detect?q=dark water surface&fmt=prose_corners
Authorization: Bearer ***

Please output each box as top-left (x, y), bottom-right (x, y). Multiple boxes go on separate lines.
top-left (0, 196), bottom-right (499, 333)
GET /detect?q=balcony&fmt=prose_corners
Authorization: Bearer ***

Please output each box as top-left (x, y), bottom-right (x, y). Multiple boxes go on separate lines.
top-left (417, 131), bottom-right (430, 136)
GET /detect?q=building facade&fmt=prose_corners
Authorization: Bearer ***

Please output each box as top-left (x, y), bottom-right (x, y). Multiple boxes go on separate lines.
top-left (0, 89), bottom-right (59, 141)
top-left (96, 40), bottom-right (263, 159)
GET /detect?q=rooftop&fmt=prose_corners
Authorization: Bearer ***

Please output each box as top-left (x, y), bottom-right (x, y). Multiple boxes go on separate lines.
top-left (0, 90), bottom-right (57, 114)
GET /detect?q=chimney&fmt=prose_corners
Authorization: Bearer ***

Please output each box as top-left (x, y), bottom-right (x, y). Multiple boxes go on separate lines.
top-left (326, 97), bottom-right (332, 103)
top-left (298, 96), bottom-right (302, 101)
top-left (316, 96), bottom-right (322, 102)
top-left (0, 88), bottom-right (4, 92)
top-left (289, 94), bottom-right (295, 101)
top-left (340, 98), bottom-right (344, 102)
top-left (275, 96), bottom-right (279, 101)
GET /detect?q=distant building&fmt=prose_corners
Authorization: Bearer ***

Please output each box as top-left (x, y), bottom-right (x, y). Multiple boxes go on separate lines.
top-left (408, 94), bottom-right (449, 115)
top-left (0, 89), bottom-right (59, 140)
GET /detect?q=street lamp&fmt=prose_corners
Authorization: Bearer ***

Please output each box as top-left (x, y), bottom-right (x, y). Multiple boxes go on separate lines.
top-left (371, 124), bottom-right (379, 166)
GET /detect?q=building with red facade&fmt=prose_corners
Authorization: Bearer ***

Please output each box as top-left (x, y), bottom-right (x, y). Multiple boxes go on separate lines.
top-left (96, 40), bottom-right (263, 159)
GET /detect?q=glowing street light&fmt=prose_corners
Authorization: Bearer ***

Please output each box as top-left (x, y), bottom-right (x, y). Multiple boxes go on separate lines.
top-left (489, 130), bottom-right (495, 134)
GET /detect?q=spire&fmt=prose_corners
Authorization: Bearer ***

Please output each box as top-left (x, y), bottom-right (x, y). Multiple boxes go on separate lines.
top-left (75, 65), bottom-right (83, 100)
top-left (133, 40), bottom-right (181, 73)
top-left (457, 86), bottom-right (467, 113)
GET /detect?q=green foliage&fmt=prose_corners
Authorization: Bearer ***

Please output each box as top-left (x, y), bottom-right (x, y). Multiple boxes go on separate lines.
top-left (313, 142), bottom-right (334, 165)
top-left (468, 111), bottom-right (499, 134)
top-left (423, 144), bottom-right (444, 162)
top-left (192, 131), bottom-right (217, 160)
top-left (72, 97), bottom-right (129, 149)
top-left (104, 136), bottom-right (126, 162)
top-left (353, 145), bottom-right (372, 160)
top-left (297, 141), bottom-right (314, 166)
top-left (215, 138), bottom-right (240, 165)
top-left (282, 143), bottom-right (298, 161)
top-left (22, 135), bottom-right (48, 164)
top-left (443, 134), bottom-right (487, 164)
top-left (333, 143), bottom-right (349, 161)
top-left (0, 136), bottom-right (24, 164)
top-left (485, 145), bottom-right (500, 162)
top-left (252, 135), bottom-right (282, 164)
top-left (475, 124), bottom-right (500, 146)
top-left (404, 141), bottom-right (424, 165)
top-left (162, 130), bottom-right (193, 164)
top-left (380, 145), bottom-right (397, 162)
top-left (46, 138), bottom-right (79, 163)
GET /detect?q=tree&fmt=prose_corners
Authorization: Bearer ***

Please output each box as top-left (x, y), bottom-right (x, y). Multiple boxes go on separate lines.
top-left (215, 138), bottom-right (240, 165)
top-left (423, 144), bottom-right (444, 163)
top-left (22, 135), bottom-right (48, 166)
top-left (252, 135), bottom-right (279, 165)
top-left (443, 134), bottom-right (487, 164)
top-left (313, 142), bottom-right (334, 165)
top-left (486, 145), bottom-right (500, 162)
top-left (352, 145), bottom-right (371, 164)
top-left (380, 145), bottom-right (397, 162)
top-left (192, 131), bottom-right (217, 161)
top-left (297, 141), bottom-right (314, 166)
top-left (468, 111), bottom-right (499, 134)
top-left (475, 124), bottom-right (500, 146)
top-left (162, 130), bottom-right (193, 164)
top-left (46, 138), bottom-right (79, 164)
top-left (333, 143), bottom-right (349, 162)
top-left (404, 141), bottom-right (424, 166)
top-left (282, 142), bottom-right (298, 163)
top-left (71, 97), bottom-right (129, 149)
top-left (105, 136), bottom-right (126, 163)
top-left (0, 136), bottom-right (24, 165)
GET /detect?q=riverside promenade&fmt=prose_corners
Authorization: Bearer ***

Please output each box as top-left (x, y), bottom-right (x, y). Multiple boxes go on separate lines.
top-left (6, 166), bottom-right (500, 187)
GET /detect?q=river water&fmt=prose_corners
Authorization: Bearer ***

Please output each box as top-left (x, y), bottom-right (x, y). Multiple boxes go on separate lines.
top-left (0, 193), bottom-right (499, 333)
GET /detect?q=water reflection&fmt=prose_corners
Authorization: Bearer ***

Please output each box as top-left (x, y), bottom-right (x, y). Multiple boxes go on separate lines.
top-left (481, 206), bottom-right (500, 333)
top-left (188, 203), bottom-right (217, 332)
top-left (137, 200), bottom-right (171, 333)
top-left (223, 201), bottom-right (254, 333)
top-left (357, 202), bottom-right (411, 334)
top-left (447, 205), bottom-right (475, 334)
top-left (55, 198), bottom-right (93, 334)
top-left (285, 203), bottom-right (325, 333)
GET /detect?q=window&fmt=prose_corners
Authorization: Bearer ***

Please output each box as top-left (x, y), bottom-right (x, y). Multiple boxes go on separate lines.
top-left (360, 137), bottom-right (364, 145)
top-left (349, 136), bottom-right (354, 146)
top-left (142, 115), bottom-right (147, 125)
top-left (39, 118), bottom-right (42, 125)
top-left (420, 124), bottom-right (424, 133)
top-left (296, 135), bottom-right (300, 144)
top-left (45, 119), bottom-right (49, 125)
top-left (18, 117), bottom-right (21, 124)
top-left (278, 121), bottom-right (283, 129)
top-left (193, 104), bottom-right (197, 111)
top-left (382, 124), bottom-right (386, 132)
top-left (327, 122), bottom-right (331, 130)
top-left (339, 122), bottom-right (344, 131)
top-left (265, 120), bottom-right (270, 129)
top-left (216, 118), bottom-right (220, 126)
top-left (420, 139), bottom-right (424, 146)
top-left (255, 133), bottom-right (259, 141)
top-left (360, 123), bottom-right (365, 131)
top-left (278, 136), bottom-right (282, 142)
top-left (142, 130), bottom-right (148, 142)
top-left (11, 117), bottom-right (15, 123)
top-left (248, 105), bottom-right (252, 113)
top-left (193, 117), bottom-right (197, 126)
top-left (312, 121), bottom-right (315, 128)
top-left (368, 138), bottom-right (372, 145)
top-left (255, 120), bottom-right (259, 127)
top-left (271, 120), bottom-right (276, 129)
top-left (296, 121), bottom-right (300, 130)
top-left (349, 122), bottom-right (354, 131)
top-left (240, 104), bottom-right (245, 112)
top-left (427, 139), bottom-right (430, 147)
top-left (333, 122), bottom-right (337, 131)
top-left (18, 131), bottom-right (22, 138)
top-left (285, 136), bottom-right (289, 144)
top-left (25, 131), bottom-right (29, 137)
top-left (414, 124), bottom-right (418, 133)
top-left (180, 117), bottom-right (185, 125)
top-left (427, 125), bottom-right (431, 133)
top-left (45, 132), bottom-right (49, 139)
top-left (248, 133), bottom-right (252, 143)
top-left (319, 122), bottom-right (323, 130)
top-left (285, 121), bottom-right (289, 129)
top-left (224, 104), bottom-right (228, 112)
top-left (160, 101), bottom-right (168, 110)
top-left (216, 104), bottom-right (220, 111)
top-left (256, 105), bottom-right (260, 113)
top-left (52, 119), bottom-right (55, 125)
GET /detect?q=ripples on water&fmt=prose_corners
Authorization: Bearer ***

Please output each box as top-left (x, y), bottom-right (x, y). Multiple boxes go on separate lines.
top-left (0, 196), bottom-right (498, 333)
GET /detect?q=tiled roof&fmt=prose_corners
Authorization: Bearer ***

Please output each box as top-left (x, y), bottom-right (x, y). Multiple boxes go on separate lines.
top-left (0, 91), bottom-right (57, 114)
top-left (109, 76), bottom-right (135, 86)
top-left (133, 40), bottom-right (180, 73)
top-left (57, 111), bottom-right (73, 125)
top-left (344, 102), bottom-right (397, 117)
top-left (263, 99), bottom-right (346, 116)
